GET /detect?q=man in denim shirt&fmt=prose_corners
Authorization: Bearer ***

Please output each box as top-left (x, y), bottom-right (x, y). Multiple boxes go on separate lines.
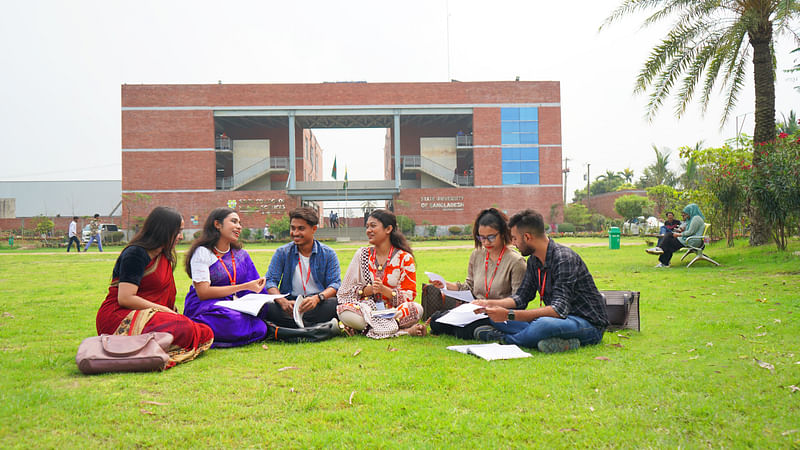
top-left (473, 209), bottom-right (608, 353)
top-left (264, 207), bottom-right (341, 328)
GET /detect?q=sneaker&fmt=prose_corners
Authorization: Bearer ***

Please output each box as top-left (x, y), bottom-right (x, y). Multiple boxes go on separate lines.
top-left (473, 325), bottom-right (505, 343)
top-left (654, 262), bottom-right (670, 268)
top-left (537, 337), bottom-right (580, 353)
top-left (645, 247), bottom-right (664, 255)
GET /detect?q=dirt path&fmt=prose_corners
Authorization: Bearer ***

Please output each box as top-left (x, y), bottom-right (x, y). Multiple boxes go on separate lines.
top-left (0, 240), bottom-right (641, 256)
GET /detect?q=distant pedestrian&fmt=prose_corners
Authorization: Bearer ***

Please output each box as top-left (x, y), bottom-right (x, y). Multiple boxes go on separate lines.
top-left (67, 216), bottom-right (81, 252)
top-left (329, 211), bottom-right (336, 229)
top-left (84, 213), bottom-right (103, 252)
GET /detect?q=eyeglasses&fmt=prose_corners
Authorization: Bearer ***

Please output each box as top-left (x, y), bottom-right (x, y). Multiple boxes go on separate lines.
top-left (478, 233), bottom-right (498, 243)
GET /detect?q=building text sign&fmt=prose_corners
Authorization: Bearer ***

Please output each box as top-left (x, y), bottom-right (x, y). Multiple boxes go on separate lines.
top-left (420, 195), bottom-right (464, 211)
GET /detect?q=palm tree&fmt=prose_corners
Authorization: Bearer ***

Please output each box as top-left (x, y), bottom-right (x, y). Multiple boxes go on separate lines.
top-left (679, 141), bottom-right (704, 190)
top-left (777, 110), bottom-right (799, 135)
top-left (639, 145), bottom-right (677, 188)
top-left (602, 1), bottom-right (800, 245)
top-left (618, 168), bottom-right (635, 184)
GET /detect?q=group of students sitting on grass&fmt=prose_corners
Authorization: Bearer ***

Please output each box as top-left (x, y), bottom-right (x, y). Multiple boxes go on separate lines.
top-left (95, 205), bottom-right (610, 369)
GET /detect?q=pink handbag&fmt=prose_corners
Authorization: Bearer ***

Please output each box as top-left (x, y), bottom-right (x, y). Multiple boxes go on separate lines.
top-left (76, 332), bottom-right (173, 374)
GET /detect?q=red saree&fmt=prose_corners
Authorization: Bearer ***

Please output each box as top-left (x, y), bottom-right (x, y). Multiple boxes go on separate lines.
top-left (96, 253), bottom-right (214, 369)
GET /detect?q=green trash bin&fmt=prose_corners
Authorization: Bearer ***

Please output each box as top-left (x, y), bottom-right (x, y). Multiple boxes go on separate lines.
top-left (609, 227), bottom-right (620, 250)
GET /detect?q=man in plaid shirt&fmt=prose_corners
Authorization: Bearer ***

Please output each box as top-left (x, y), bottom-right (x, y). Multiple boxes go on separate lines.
top-left (473, 209), bottom-right (608, 353)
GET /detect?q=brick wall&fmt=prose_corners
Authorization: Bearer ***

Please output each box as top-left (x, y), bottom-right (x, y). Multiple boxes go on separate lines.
top-left (395, 185), bottom-right (563, 226)
top-left (587, 190), bottom-right (647, 219)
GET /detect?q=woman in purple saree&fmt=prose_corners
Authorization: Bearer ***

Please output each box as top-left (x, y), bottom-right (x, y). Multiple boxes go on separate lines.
top-left (183, 208), bottom-right (269, 347)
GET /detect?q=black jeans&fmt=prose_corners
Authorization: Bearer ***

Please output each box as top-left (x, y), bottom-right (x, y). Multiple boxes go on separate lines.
top-left (429, 310), bottom-right (490, 340)
top-left (659, 234), bottom-right (685, 265)
top-left (66, 236), bottom-right (81, 252)
top-left (261, 296), bottom-right (338, 328)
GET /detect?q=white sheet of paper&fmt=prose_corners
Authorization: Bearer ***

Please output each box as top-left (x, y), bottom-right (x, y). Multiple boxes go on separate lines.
top-left (434, 303), bottom-right (487, 327)
top-left (424, 271), bottom-right (446, 284)
top-left (215, 293), bottom-right (287, 316)
top-left (446, 343), bottom-right (532, 361)
top-left (442, 289), bottom-right (475, 303)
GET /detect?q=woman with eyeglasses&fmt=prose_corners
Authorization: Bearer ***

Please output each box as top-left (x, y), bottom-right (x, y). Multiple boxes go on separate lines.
top-left (423, 208), bottom-right (527, 339)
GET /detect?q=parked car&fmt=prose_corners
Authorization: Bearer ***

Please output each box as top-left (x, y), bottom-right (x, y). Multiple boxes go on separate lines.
top-left (82, 223), bottom-right (119, 242)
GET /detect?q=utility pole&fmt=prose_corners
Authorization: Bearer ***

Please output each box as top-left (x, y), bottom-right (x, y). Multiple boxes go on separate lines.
top-left (585, 163), bottom-right (591, 211)
top-left (562, 157), bottom-right (570, 204)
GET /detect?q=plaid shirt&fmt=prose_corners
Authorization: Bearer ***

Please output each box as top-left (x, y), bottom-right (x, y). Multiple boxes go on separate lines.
top-left (512, 239), bottom-right (609, 328)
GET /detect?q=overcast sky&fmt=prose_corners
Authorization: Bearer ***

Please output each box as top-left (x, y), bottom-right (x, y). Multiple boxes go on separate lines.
top-left (1, 0), bottom-right (798, 201)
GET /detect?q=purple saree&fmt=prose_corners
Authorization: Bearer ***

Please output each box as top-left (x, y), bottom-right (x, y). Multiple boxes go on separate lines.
top-left (184, 248), bottom-right (268, 348)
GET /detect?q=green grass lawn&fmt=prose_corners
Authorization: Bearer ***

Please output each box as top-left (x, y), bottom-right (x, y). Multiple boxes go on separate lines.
top-left (1, 237), bottom-right (799, 447)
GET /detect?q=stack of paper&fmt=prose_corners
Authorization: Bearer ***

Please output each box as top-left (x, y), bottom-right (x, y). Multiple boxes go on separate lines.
top-left (446, 343), bottom-right (532, 361)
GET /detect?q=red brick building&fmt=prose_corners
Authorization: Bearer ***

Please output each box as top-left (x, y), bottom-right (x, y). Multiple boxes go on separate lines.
top-left (121, 81), bottom-right (563, 231)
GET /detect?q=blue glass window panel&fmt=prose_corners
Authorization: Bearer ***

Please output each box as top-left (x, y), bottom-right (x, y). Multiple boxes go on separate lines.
top-left (520, 161), bottom-right (539, 173)
top-left (519, 133), bottom-right (539, 144)
top-left (502, 147), bottom-right (521, 160)
top-left (501, 108), bottom-right (519, 121)
top-left (519, 121), bottom-right (538, 133)
top-left (502, 133), bottom-right (520, 145)
top-left (502, 161), bottom-right (520, 172)
top-left (503, 173), bottom-right (521, 185)
top-left (521, 173), bottom-right (539, 184)
top-left (520, 107), bottom-right (538, 121)
top-left (518, 147), bottom-right (539, 161)
top-left (501, 121), bottom-right (520, 133)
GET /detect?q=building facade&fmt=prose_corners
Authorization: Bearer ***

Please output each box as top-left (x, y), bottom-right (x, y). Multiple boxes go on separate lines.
top-left (121, 81), bottom-right (563, 230)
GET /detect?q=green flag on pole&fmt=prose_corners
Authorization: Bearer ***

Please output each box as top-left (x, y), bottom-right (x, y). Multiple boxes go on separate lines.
top-left (331, 156), bottom-right (337, 180)
top-left (343, 166), bottom-right (348, 190)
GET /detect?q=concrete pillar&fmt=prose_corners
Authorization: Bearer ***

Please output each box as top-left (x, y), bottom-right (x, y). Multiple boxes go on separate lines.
top-left (288, 113), bottom-right (296, 190)
top-left (394, 113), bottom-right (401, 189)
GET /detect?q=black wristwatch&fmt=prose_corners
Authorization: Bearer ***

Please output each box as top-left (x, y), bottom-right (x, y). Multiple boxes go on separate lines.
top-left (317, 293), bottom-right (326, 302)
top-left (507, 309), bottom-right (515, 321)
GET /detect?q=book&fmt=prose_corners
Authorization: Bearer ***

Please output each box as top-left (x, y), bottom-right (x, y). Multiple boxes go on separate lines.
top-left (446, 343), bottom-right (532, 361)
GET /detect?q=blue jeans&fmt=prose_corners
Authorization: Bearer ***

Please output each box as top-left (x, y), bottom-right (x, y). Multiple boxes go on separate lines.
top-left (490, 315), bottom-right (604, 349)
top-left (84, 234), bottom-right (103, 252)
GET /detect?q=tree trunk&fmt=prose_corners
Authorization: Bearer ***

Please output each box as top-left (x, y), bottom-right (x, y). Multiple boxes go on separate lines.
top-left (748, 22), bottom-right (775, 246)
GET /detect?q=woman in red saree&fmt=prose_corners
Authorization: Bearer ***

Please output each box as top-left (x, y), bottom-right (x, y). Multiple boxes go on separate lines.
top-left (96, 206), bottom-right (213, 368)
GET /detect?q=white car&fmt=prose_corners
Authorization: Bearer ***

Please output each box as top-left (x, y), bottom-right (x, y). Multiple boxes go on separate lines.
top-left (82, 223), bottom-right (119, 242)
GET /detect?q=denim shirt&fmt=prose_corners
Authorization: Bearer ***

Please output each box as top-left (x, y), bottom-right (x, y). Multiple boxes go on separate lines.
top-left (264, 240), bottom-right (341, 295)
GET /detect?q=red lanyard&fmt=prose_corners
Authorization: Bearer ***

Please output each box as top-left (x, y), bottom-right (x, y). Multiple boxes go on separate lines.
top-left (537, 267), bottom-right (547, 307)
top-left (297, 256), bottom-right (312, 295)
top-left (215, 250), bottom-right (237, 286)
top-left (484, 247), bottom-right (506, 296)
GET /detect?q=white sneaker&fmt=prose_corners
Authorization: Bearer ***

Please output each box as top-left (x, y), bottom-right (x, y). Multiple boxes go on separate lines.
top-left (645, 247), bottom-right (664, 255)
top-left (654, 262), bottom-right (670, 268)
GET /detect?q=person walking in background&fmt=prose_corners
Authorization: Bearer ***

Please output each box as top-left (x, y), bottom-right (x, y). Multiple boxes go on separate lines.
top-left (84, 213), bottom-right (103, 252)
top-left (67, 216), bottom-right (81, 252)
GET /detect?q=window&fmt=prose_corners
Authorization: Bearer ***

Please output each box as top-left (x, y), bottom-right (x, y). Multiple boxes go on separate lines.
top-left (500, 107), bottom-right (539, 185)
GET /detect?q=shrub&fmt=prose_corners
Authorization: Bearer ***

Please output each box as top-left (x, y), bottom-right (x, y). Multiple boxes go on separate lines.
top-left (558, 222), bottom-right (575, 233)
top-left (588, 213), bottom-right (607, 232)
top-left (749, 135), bottom-right (800, 250)
top-left (614, 195), bottom-right (653, 221)
top-left (396, 214), bottom-right (415, 235)
top-left (564, 203), bottom-right (590, 228)
top-left (267, 214), bottom-right (291, 239)
top-left (193, 230), bottom-right (202, 240)
top-left (109, 231), bottom-right (125, 244)
top-left (426, 225), bottom-right (438, 237)
top-left (241, 228), bottom-right (252, 241)
top-left (448, 225), bottom-right (463, 235)
top-left (463, 224), bottom-right (472, 235)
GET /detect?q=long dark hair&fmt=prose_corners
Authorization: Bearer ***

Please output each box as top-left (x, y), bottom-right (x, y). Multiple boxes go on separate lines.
top-left (472, 208), bottom-right (510, 249)
top-left (369, 209), bottom-right (413, 255)
top-left (184, 207), bottom-right (242, 277)
top-left (127, 206), bottom-right (183, 268)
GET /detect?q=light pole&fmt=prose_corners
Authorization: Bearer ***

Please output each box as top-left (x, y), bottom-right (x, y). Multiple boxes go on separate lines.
top-left (585, 163), bottom-right (591, 211)
top-left (735, 112), bottom-right (751, 149)
top-left (562, 157), bottom-right (570, 204)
